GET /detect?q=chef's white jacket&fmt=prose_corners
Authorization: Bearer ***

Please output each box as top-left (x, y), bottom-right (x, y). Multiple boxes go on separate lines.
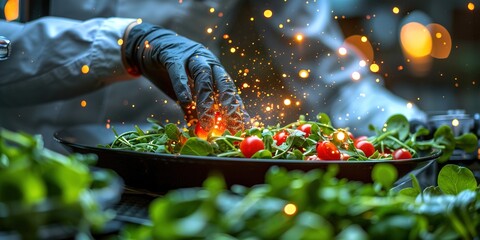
top-left (0, 0), bottom-right (425, 152)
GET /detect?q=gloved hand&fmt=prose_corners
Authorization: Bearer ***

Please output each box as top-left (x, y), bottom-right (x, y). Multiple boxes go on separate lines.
top-left (123, 22), bottom-right (250, 133)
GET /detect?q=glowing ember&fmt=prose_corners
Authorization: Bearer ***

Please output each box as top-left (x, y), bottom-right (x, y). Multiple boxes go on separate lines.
top-left (144, 40), bottom-right (150, 48)
top-left (230, 47), bottom-right (236, 53)
top-left (284, 99), bottom-right (291, 106)
top-left (452, 119), bottom-right (460, 127)
top-left (468, 2), bottom-right (475, 11)
top-left (298, 69), bottom-right (309, 78)
top-left (80, 100), bottom-right (87, 108)
top-left (207, 28), bottom-right (213, 34)
top-left (279, 24), bottom-right (284, 29)
top-left (361, 36), bottom-right (368, 42)
top-left (81, 65), bottom-right (89, 74)
top-left (283, 203), bottom-right (297, 216)
top-left (264, 9), bottom-right (273, 18)
top-left (295, 34), bottom-right (304, 42)
top-left (370, 63), bottom-right (380, 73)
top-left (392, 7), bottom-right (400, 14)
top-left (351, 71), bottom-right (361, 81)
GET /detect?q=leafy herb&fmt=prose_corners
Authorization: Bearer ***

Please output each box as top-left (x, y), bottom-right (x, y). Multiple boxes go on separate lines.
top-left (0, 129), bottom-right (118, 239)
top-left (121, 164), bottom-right (480, 239)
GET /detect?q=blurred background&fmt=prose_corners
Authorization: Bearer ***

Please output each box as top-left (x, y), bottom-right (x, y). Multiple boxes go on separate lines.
top-left (2, 0), bottom-right (479, 124)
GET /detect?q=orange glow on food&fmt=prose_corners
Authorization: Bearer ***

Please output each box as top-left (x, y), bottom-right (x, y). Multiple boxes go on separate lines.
top-left (81, 65), bottom-right (90, 74)
top-left (400, 22), bottom-right (432, 58)
top-left (4, 0), bottom-right (19, 21)
top-left (80, 100), bottom-right (87, 108)
top-left (264, 9), bottom-right (273, 18)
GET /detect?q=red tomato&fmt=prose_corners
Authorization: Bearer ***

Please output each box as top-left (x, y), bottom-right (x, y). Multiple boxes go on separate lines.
top-left (354, 135), bottom-right (368, 145)
top-left (393, 148), bottom-right (412, 160)
top-left (297, 124), bottom-right (312, 137)
top-left (316, 141), bottom-right (341, 160)
top-left (341, 153), bottom-right (350, 160)
top-left (347, 132), bottom-right (355, 141)
top-left (273, 131), bottom-right (289, 146)
top-left (355, 140), bottom-right (375, 157)
top-left (240, 136), bottom-right (265, 158)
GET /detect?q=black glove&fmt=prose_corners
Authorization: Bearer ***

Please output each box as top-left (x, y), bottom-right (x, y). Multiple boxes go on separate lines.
top-left (124, 22), bottom-right (250, 133)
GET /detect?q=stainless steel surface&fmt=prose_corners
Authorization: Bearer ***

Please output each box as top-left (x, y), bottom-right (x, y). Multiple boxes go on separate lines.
top-left (0, 36), bottom-right (11, 60)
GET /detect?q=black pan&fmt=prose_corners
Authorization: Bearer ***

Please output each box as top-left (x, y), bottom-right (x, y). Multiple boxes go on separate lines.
top-left (54, 123), bottom-right (440, 194)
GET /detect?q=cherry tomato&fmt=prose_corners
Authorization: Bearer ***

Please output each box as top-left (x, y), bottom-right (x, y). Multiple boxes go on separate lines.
top-left (341, 153), bottom-right (350, 160)
top-left (316, 141), bottom-right (341, 160)
top-left (240, 136), bottom-right (265, 158)
top-left (354, 135), bottom-right (368, 145)
top-left (273, 131), bottom-right (289, 146)
top-left (393, 148), bottom-right (412, 160)
top-left (355, 140), bottom-right (375, 158)
top-left (297, 124), bottom-right (312, 137)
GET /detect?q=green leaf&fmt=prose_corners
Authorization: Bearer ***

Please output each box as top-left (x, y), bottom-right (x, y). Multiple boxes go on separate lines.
top-left (316, 112), bottom-right (332, 126)
top-left (371, 163), bottom-right (398, 190)
top-left (398, 187), bottom-right (420, 197)
top-left (433, 125), bottom-right (456, 163)
top-left (180, 138), bottom-right (213, 156)
top-left (437, 164), bottom-right (477, 195)
top-left (385, 114), bottom-right (410, 141)
top-left (252, 150), bottom-right (273, 159)
top-left (165, 123), bottom-right (180, 141)
top-left (454, 133), bottom-right (478, 153)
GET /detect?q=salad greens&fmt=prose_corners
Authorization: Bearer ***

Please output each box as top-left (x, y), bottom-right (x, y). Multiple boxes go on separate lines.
top-left (121, 164), bottom-right (480, 239)
top-left (103, 113), bottom-right (478, 163)
top-left (0, 129), bottom-right (118, 239)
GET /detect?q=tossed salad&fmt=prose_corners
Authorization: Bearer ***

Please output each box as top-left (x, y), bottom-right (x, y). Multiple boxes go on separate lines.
top-left (103, 113), bottom-right (477, 163)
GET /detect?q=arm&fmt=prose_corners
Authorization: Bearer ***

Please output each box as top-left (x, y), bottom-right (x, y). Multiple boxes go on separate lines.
top-left (0, 17), bottom-right (136, 107)
top-left (250, 1), bottom-right (426, 133)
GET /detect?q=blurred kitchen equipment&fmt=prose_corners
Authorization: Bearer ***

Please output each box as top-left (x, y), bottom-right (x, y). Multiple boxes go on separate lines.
top-left (0, 36), bottom-right (10, 60)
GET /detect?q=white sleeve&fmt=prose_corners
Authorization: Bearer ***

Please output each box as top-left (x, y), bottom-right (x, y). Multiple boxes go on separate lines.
top-left (0, 17), bottom-right (137, 107)
top-left (251, 1), bottom-right (426, 133)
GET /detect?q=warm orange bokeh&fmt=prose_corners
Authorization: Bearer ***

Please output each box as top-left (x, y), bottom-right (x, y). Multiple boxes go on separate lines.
top-left (4, 0), bottom-right (19, 21)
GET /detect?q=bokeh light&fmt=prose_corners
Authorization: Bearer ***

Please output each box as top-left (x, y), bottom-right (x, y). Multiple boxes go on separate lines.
top-left (428, 23), bottom-right (452, 59)
top-left (264, 9), bottom-right (273, 18)
top-left (400, 22), bottom-right (432, 57)
top-left (4, 0), bottom-right (19, 21)
top-left (283, 203), bottom-right (297, 216)
top-left (299, 69), bottom-right (309, 78)
top-left (392, 7), bottom-right (400, 14)
top-left (81, 65), bottom-right (90, 74)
